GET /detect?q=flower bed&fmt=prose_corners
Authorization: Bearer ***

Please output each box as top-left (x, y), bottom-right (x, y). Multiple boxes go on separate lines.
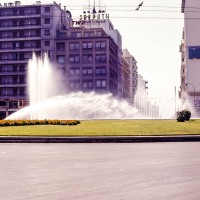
top-left (0, 119), bottom-right (80, 126)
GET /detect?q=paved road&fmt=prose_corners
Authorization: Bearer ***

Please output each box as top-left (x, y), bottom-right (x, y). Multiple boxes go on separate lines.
top-left (1, 142), bottom-right (200, 200)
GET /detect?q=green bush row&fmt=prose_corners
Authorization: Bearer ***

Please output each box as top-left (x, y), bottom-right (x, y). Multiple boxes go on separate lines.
top-left (0, 119), bottom-right (80, 126)
top-left (176, 109), bottom-right (191, 122)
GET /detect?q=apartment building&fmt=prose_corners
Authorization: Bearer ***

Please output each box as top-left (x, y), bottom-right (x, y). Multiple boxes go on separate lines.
top-left (180, 0), bottom-right (200, 114)
top-left (122, 49), bottom-right (138, 103)
top-left (0, 1), bottom-right (70, 118)
top-left (55, 27), bottom-right (119, 95)
top-left (54, 6), bottom-right (124, 96)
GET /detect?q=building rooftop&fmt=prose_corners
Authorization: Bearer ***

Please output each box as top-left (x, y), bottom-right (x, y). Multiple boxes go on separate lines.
top-left (0, 1), bottom-right (61, 8)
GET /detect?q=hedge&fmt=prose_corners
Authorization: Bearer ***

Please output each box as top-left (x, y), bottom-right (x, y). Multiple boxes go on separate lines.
top-left (0, 119), bottom-right (80, 126)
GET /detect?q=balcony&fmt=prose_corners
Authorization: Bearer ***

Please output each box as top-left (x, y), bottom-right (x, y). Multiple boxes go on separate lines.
top-left (0, 47), bottom-right (41, 52)
top-left (0, 94), bottom-right (27, 99)
top-left (0, 60), bottom-right (28, 64)
top-left (0, 83), bottom-right (26, 87)
top-left (0, 24), bottom-right (41, 30)
top-left (0, 36), bottom-right (41, 42)
top-left (0, 14), bottom-right (41, 20)
top-left (0, 71), bottom-right (26, 75)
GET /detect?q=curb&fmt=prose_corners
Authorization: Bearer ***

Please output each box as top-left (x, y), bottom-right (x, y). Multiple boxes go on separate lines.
top-left (1, 135), bottom-right (200, 143)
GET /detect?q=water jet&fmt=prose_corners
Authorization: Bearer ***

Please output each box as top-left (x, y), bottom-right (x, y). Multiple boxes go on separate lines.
top-left (6, 54), bottom-right (183, 120)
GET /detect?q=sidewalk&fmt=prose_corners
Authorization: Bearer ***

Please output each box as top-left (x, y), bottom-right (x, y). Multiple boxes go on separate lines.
top-left (1, 135), bottom-right (200, 143)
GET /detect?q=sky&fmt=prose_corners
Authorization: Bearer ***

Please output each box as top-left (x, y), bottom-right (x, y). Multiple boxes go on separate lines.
top-left (3, 0), bottom-right (184, 99)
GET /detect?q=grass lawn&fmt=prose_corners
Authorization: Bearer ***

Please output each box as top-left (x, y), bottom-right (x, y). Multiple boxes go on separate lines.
top-left (0, 119), bottom-right (200, 136)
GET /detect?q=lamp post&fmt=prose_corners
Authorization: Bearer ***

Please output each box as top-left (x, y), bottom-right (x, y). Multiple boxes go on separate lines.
top-left (186, 83), bottom-right (196, 108)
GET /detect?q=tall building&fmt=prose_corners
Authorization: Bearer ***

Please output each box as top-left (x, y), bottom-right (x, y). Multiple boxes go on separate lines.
top-left (56, 27), bottom-right (119, 95)
top-left (0, 1), bottom-right (70, 118)
top-left (180, 0), bottom-right (200, 114)
top-left (122, 49), bottom-right (138, 103)
top-left (55, 6), bottom-right (123, 96)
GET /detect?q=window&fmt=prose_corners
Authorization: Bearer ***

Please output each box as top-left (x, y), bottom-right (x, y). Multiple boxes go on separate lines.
top-left (96, 80), bottom-right (107, 88)
top-left (15, 42), bottom-right (19, 49)
top-left (24, 41), bottom-right (36, 48)
top-left (57, 55), bottom-right (65, 64)
top-left (69, 43), bottom-right (80, 50)
top-left (96, 67), bottom-right (106, 75)
top-left (9, 101), bottom-right (18, 109)
top-left (97, 31), bottom-right (103, 36)
top-left (24, 53), bottom-right (31, 60)
top-left (57, 43), bottom-right (65, 51)
top-left (24, 30), bottom-right (37, 37)
top-left (82, 68), bottom-right (93, 75)
top-left (69, 55), bottom-right (80, 63)
top-left (44, 29), bottom-right (50, 35)
top-left (1, 88), bottom-right (13, 96)
top-left (0, 65), bottom-right (13, 72)
top-left (1, 42), bottom-right (12, 49)
top-left (110, 69), bottom-right (117, 78)
top-left (82, 42), bottom-right (93, 50)
top-left (82, 55), bottom-right (93, 63)
top-left (95, 54), bottom-right (106, 62)
top-left (69, 80), bottom-right (80, 89)
top-left (96, 41), bottom-right (106, 49)
top-left (44, 18), bottom-right (50, 24)
top-left (84, 32), bottom-right (94, 37)
top-left (71, 32), bottom-right (81, 38)
top-left (57, 32), bottom-right (67, 39)
top-left (44, 7), bottom-right (50, 12)
top-left (13, 53), bottom-right (19, 60)
top-left (24, 8), bottom-right (36, 15)
top-left (45, 41), bottom-right (50, 46)
top-left (24, 19), bottom-right (36, 25)
top-left (69, 68), bottom-right (80, 76)
top-left (82, 80), bottom-right (93, 89)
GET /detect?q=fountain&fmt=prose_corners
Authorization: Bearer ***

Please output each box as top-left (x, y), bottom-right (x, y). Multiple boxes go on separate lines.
top-left (28, 53), bottom-right (63, 105)
top-left (6, 54), bottom-right (182, 120)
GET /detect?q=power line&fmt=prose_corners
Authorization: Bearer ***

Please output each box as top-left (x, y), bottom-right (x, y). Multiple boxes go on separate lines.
top-left (70, 8), bottom-right (200, 13)
top-left (66, 5), bottom-right (200, 10)
top-left (110, 16), bottom-right (184, 20)
top-left (73, 16), bottom-right (200, 20)
top-left (133, 10), bottom-right (200, 13)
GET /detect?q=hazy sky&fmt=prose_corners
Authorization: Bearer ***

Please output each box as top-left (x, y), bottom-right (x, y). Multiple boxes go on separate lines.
top-left (5, 0), bottom-right (184, 99)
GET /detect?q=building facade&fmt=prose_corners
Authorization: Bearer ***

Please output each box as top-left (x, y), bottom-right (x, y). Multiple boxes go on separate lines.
top-left (55, 27), bottom-right (119, 95)
top-left (70, 11), bottom-right (123, 96)
top-left (0, 1), bottom-right (70, 118)
top-left (122, 49), bottom-right (138, 103)
top-left (180, 0), bottom-right (200, 114)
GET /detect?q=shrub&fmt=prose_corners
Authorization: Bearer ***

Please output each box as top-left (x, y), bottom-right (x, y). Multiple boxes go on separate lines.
top-left (176, 109), bottom-right (191, 122)
top-left (182, 109), bottom-right (191, 121)
top-left (176, 111), bottom-right (185, 122)
top-left (60, 121), bottom-right (67, 125)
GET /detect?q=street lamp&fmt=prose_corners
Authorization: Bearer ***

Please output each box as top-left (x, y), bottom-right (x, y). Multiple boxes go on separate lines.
top-left (186, 83), bottom-right (196, 107)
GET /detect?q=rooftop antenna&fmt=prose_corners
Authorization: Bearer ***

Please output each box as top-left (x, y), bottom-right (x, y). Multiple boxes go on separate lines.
top-left (101, 3), bottom-right (105, 13)
top-left (98, 0), bottom-right (101, 13)
top-left (83, 4), bottom-right (86, 14)
top-left (92, 0), bottom-right (97, 14)
top-left (87, 0), bottom-right (90, 13)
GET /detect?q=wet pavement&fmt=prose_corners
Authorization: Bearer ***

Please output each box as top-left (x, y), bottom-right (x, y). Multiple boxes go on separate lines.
top-left (0, 142), bottom-right (200, 200)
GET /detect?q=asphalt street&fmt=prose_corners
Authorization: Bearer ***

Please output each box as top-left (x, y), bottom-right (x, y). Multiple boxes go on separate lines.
top-left (1, 142), bottom-right (200, 200)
